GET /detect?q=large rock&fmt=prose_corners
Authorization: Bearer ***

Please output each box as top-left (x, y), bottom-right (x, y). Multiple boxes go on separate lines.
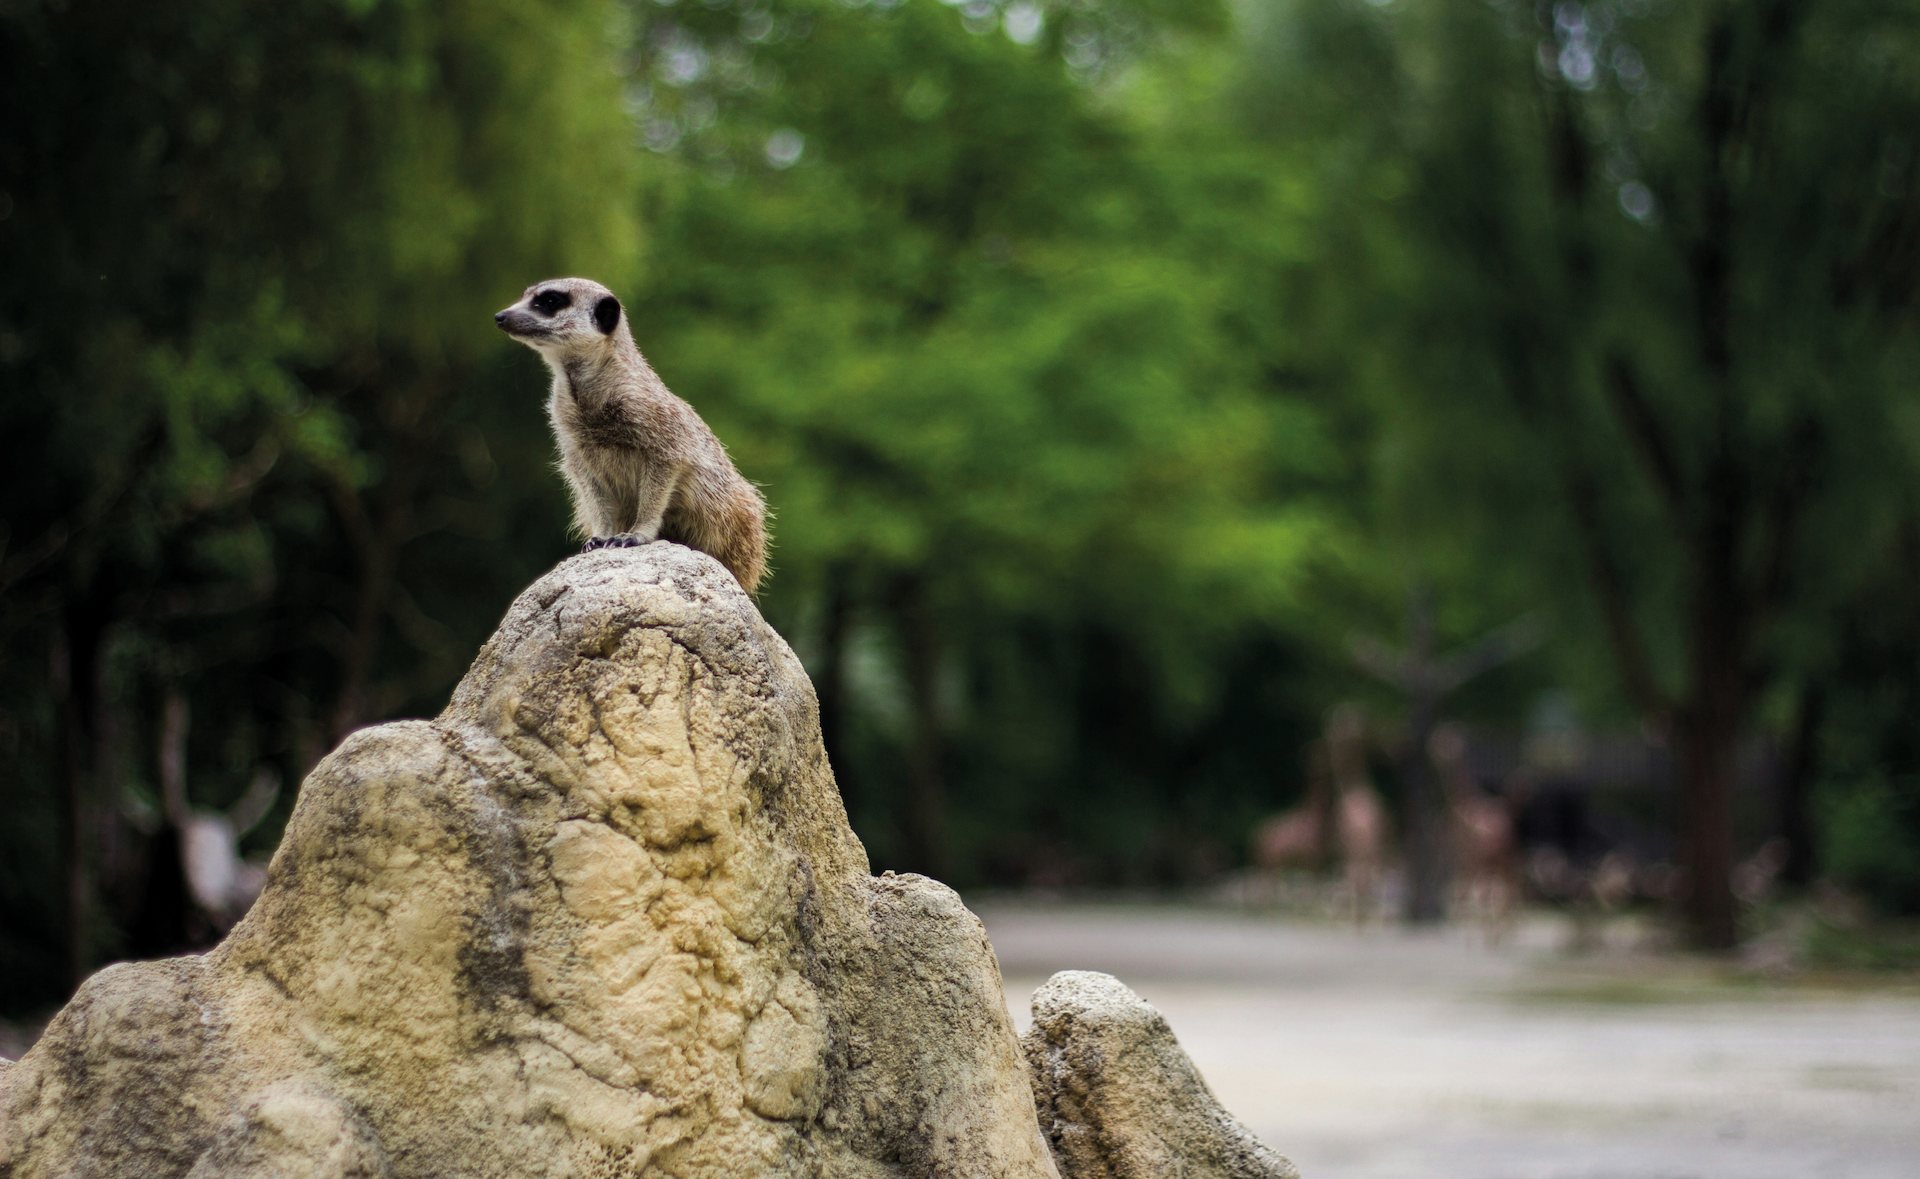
top-left (0, 546), bottom-right (1058, 1178)
top-left (1024, 972), bottom-right (1299, 1179)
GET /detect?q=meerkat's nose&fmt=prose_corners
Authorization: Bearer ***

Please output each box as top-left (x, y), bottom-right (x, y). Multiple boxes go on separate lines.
top-left (494, 310), bottom-right (509, 326)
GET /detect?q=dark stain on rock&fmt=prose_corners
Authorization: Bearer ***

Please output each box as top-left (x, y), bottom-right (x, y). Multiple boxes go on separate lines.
top-left (451, 748), bottom-right (536, 1019)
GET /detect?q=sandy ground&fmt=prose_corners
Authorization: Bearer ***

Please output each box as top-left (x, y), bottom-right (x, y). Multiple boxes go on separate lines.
top-left (977, 901), bottom-right (1920, 1179)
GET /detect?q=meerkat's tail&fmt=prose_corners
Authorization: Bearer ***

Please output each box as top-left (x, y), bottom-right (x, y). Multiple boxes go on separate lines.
top-left (710, 479), bottom-right (770, 596)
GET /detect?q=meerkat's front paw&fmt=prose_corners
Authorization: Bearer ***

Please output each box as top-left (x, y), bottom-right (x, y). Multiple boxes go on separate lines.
top-left (584, 534), bottom-right (656, 552)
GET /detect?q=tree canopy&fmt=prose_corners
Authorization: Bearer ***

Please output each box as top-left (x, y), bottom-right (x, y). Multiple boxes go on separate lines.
top-left (2, 0), bottom-right (1917, 1005)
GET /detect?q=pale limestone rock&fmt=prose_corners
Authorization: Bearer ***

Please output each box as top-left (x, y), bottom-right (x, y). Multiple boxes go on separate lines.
top-left (1023, 971), bottom-right (1299, 1179)
top-left (0, 545), bottom-right (1057, 1179)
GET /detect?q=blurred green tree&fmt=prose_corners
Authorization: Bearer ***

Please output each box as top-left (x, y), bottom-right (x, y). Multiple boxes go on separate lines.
top-left (1, 0), bottom-right (1357, 1011)
top-left (0, 0), bottom-right (640, 1004)
top-left (1246, 0), bottom-right (1920, 946)
top-left (10, 0), bottom-right (1911, 1014)
top-left (619, 0), bottom-right (1342, 880)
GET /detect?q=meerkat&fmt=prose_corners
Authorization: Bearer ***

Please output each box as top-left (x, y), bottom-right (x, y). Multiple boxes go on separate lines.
top-left (495, 277), bottom-right (769, 594)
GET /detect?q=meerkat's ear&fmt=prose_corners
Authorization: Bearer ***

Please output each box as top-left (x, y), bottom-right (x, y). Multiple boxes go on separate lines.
top-left (593, 295), bottom-right (622, 335)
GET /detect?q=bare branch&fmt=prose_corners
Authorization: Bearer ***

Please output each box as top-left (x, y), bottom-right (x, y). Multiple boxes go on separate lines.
top-left (1564, 469), bottom-right (1672, 719)
top-left (1349, 636), bottom-right (1409, 688)
top-left (1601, 352), bottom-right (1689, 537)
top-left (158, 690), bottom-right (191, 828)
top-left (323, 469), bottom-right (376, 562)
top-left (0, 424), bottom-right (164, 594)
top-left (228, 767), bottom-right (282, 837)
top-left (1751, 420), bottom-right (1817, 631)
top-left (1433, 614), bottom-right (1547, 693)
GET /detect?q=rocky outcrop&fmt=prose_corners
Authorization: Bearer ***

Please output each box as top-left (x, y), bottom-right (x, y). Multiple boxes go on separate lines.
top-left (1, 544), bottom-right (1298, 1179)
top-left (0, 546), bottom-right (1056, 1178)
top-left (1024, 972), bottom-right (1299, 1179)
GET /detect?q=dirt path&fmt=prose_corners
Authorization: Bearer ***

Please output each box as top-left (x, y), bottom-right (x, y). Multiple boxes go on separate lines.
top-left (978, 901), bottom-right (1920, 1179)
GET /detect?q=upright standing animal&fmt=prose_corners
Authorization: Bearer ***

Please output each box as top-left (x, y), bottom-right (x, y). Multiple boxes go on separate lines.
top-left (495, 277), bottom-right (769, 594)
top-left (1327, 705), bottom-right (1390, 925)
top-left (1429, 724), bottom-right (1519, 940)
top-left (1251, 739), bottom-right (1333, 878)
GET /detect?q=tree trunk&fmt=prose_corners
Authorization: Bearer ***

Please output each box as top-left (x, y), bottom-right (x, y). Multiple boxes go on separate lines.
top-left (1776, 683), bottom-right (1824, 887)
top-left (1400, 696), bottom-right (1448, 926)
top-left (1675, 656), bottom-right (1743, 950)
top-left (52, 621), bottom-right (92, 988)
top-left (127, 688), bottom-right (201, 956)
top-left (53, 602), bottom-right (110, 987)
top-left (816, 568), bottom-right (856, 810)
top-left (326, 392), bottom-right (431, 740)
top-left (1675, 717), bottom-right (1737, 949)
top-left (329, 532), bottom-right (400, 740)
top-left (895, 575), bottom-right (949, 880)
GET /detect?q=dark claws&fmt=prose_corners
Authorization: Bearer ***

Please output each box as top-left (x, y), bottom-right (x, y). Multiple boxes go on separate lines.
top-left (582, 535), bottom-right (654, 553)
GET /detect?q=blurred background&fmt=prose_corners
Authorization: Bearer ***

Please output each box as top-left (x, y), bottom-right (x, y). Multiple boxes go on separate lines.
top-left (2, 0), bottom-right (1918, 1172)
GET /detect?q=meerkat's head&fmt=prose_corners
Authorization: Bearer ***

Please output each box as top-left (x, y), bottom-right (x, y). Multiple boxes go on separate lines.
top-left (494, 277), bottom-right (626, 364)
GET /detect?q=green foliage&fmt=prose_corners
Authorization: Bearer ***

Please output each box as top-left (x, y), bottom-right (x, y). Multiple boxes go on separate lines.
top-left (1819, 778), bottom-right (1920, 916)
top-left (3, 0), bottom-right (1919, 1001)
top-left (1798, 908), bottom-right (1920, 974)
top-left (616, 0), bottom-right (1335, 877)
top-left (1227, 0), bottom-right (1920, 942)
top-left (0, 0), bottom-right (641, 1009)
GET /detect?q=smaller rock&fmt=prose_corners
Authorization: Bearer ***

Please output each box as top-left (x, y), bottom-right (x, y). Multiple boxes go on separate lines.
top-left (1023, 971), bottom-right (1300, 1179)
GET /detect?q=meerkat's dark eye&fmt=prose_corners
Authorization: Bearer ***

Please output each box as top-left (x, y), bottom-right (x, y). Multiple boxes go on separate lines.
top-left (531, 290), bottom-right (571, 315)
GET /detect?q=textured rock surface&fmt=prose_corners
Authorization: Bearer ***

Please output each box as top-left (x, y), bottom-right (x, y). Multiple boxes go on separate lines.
top-left (0, 545), bottom-right (1058, 1178)
top-left (1024, 971), bottom-right (1299, 1179)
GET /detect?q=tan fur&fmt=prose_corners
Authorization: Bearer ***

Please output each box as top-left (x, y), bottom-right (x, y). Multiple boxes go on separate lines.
top-left (496, 277), bottom-right (768, 594)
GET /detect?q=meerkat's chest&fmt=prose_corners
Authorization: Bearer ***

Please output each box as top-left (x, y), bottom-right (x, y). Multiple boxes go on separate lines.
top-left (548, 386), bottom-right (650, 454)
